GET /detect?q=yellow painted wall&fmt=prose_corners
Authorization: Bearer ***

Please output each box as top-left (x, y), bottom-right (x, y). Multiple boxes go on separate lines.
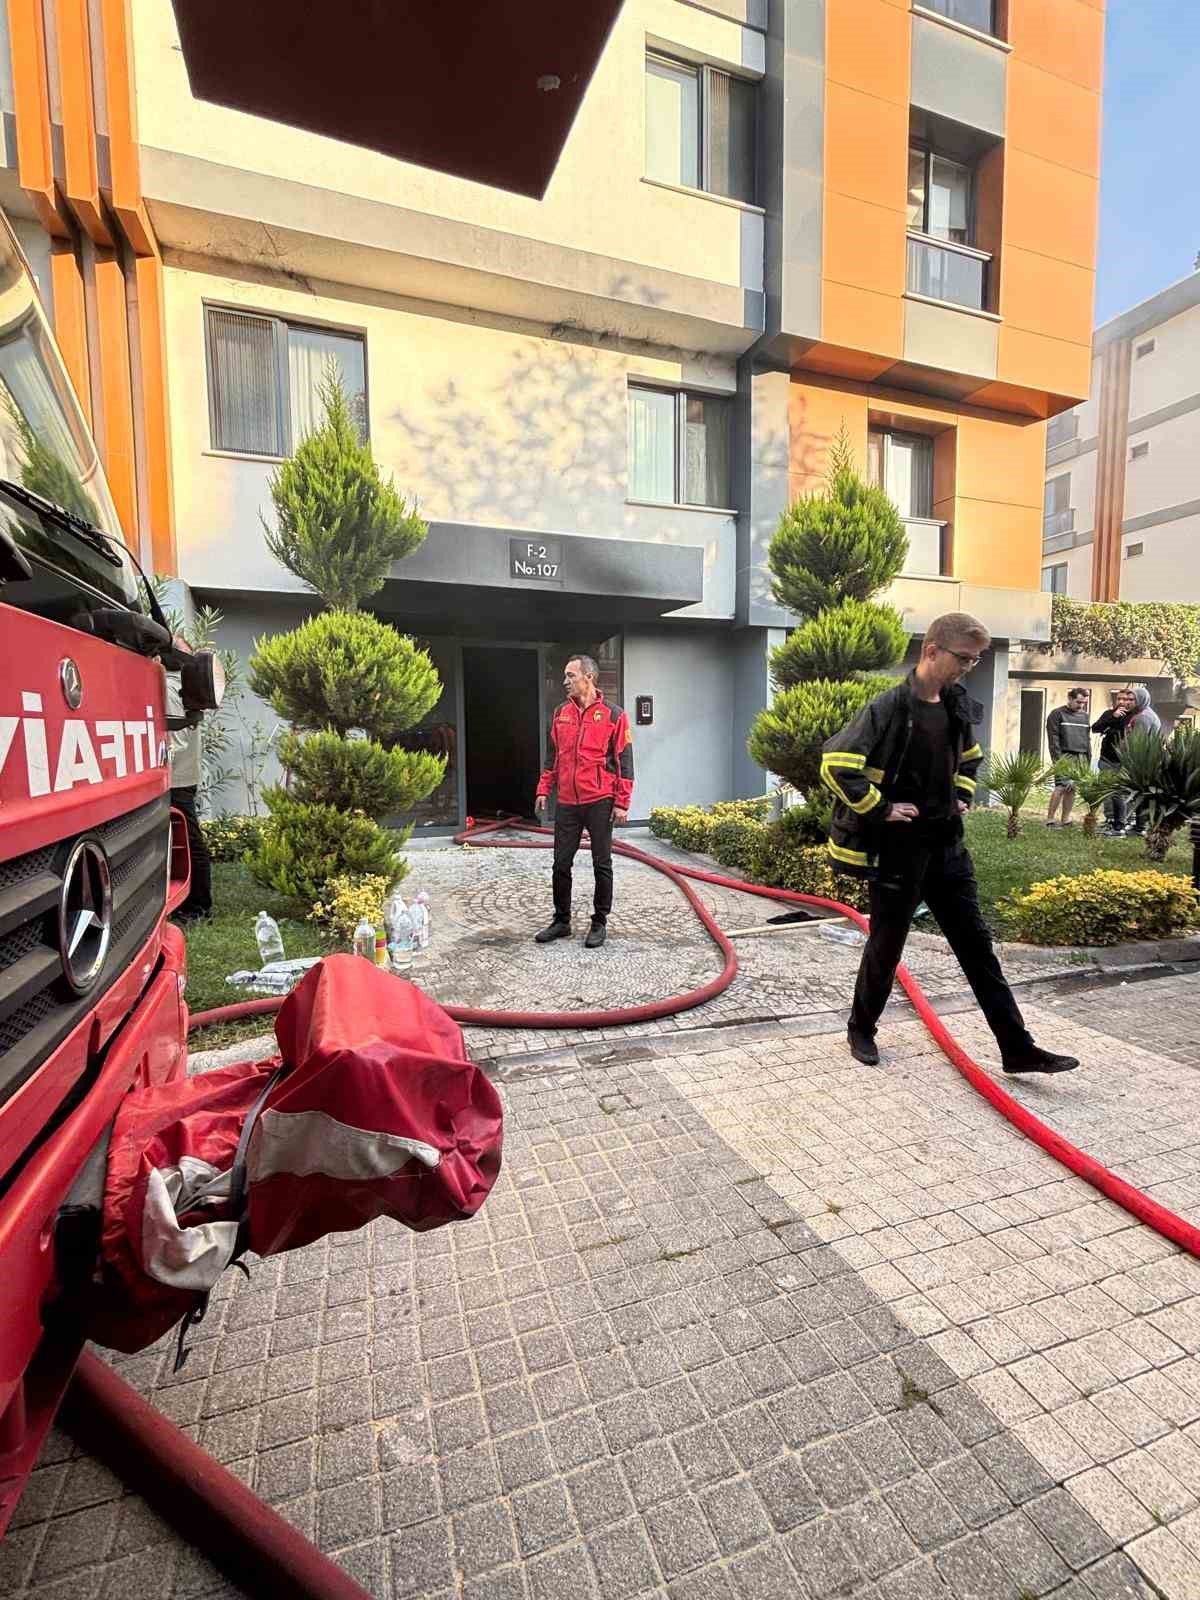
top-left (789, 374), bottom-right (1046, 591)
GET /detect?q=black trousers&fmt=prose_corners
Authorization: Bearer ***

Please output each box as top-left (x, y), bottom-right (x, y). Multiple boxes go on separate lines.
top-left (1099, 758), bottom-right (1128, 830)
top-left (552, 800), bottom-right (614, 924)
top-left (850, 834), bottom-right (1033, 1058)
top-left (171, 785), bottom-right (213, 915)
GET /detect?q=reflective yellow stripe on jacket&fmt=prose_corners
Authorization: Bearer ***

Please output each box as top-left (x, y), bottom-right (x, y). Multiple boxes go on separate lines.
top-left (820, 752), bottom-right (883, 816)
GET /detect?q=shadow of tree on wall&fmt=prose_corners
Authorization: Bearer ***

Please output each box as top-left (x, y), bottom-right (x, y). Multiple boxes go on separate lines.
top-left (387, 335), bottom-right (630, 535)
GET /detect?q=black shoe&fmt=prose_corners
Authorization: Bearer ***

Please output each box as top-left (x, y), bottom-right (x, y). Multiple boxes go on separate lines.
top-left (1002, 1046), bottom-right (1080, 1075)
top-left (584, 920), bottom-right (607, 949)
top-left (535, 920), bottom-right (571, 944)
top-left (847, 1027), bottom-right (879, 1066)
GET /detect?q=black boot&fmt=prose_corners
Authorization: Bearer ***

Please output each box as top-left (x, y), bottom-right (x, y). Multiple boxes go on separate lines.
top-left (584, 919), bottom-right (607, 949)
top-left (1002, 1045), bottom-right (1079, 1075)
top-left (535, 920), bottom-right (571, 944)
top-left (847, 1026), bottom-right (879, 1066)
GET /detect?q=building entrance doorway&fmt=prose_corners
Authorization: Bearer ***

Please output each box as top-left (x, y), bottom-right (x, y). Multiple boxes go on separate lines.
top-left (462, 646), bottom-right (542, 819)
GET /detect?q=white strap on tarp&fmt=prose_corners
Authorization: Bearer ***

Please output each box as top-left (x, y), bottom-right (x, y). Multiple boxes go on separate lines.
top-left (250, 1107), bottom-right (440, 1184)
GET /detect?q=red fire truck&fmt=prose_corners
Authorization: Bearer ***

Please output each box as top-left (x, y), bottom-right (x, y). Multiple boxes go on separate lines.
top-left (0, 213), bottom-right (222, 1531)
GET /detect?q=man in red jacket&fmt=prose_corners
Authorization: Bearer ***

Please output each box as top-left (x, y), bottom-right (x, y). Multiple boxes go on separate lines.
top-left (534, 654), bottom-right (634, 948)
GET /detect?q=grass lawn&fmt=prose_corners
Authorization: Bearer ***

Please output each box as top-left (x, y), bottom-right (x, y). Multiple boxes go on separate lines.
top-left (964, 808), bottom-right (1193, 933)
top-left (183, 863), bottom-right (338, 1051)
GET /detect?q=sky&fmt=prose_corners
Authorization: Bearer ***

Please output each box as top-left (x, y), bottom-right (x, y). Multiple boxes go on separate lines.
top-left (1095, 0), bottom-right (1200, 324)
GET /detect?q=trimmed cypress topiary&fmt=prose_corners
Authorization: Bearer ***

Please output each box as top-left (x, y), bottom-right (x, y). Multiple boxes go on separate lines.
top-left (748, 428), bottom-right (910, 794)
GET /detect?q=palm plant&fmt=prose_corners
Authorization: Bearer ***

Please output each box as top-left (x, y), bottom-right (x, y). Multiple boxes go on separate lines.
top-left (981, 750), bottom-right (1050, 838)
top-left (1051, 757), bottom-right (1124, 838)
top-left (1118, 724), bottom-right (1200, 861)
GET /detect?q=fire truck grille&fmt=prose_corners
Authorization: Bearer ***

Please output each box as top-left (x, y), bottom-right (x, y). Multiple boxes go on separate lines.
top-left (0, 795), bottom-right (171, 1111)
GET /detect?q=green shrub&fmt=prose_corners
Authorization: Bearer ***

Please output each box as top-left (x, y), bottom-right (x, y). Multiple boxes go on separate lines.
top-left (710, 818), bottom-right (768, 875)
top-left (200, 813), bottom-right (264, 864)
top-left (753, 830), bottom-right (870, 912)
top-left (748, 675), bottom-right (898, 794)
top-left (250, 794), bottom-right (408, 903)
top-left (277, 729), bottom-right (446, 815)
top-left (710, 796), bottom-right (772, 823)
top-left (648, 805), bottom-right (719, 854)
top-left (1000, 869), bottom-right (1200, 947)
top-left (249, 609), bottom-right (441, 743)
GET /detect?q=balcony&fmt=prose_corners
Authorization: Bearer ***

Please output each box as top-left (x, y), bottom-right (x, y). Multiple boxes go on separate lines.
top-left (1047, 412), bottom-right (1080, 450)
top-left (901, 517), bottom-right (948, 579)
top-left (1042, 507), bottom-right (1075, 541)
top-left (915, 0), bottom-right (999, 38)
top-left (906, 233), bottom-right (990, 313)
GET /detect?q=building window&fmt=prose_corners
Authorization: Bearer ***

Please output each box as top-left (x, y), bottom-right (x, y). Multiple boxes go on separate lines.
top-left (1130, 441), bottom-right (1150, 461)
top-left (1125, 542), bottom-right (1144, 559)
top-left (919, 0), bottom-right (999, 35)
top-left (1135, 338), bottom-right (1156, 359)
top-left (906, 145), bottom-right (989, 311)
top-left (627, 384), bottom-right (731, 508)
top-left (205, 307), bottom-right (367, 457)
top-left (644, 54), bottom-right (756, 204)
top-left (1047, 410), bottom-right (1080, 449)
top-left (1043, 473), bottom-right (1073, 538)
top-left (868, 429), bottom-right (934, 519)
top-left (1042, 563), bottom-right (1068, 594)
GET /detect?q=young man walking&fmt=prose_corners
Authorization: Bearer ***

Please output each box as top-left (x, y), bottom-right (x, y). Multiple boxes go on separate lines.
top-left (1044, 687), bottom-right (1091, 827)
top-left (534, 655), bottom-right (633, 949)
top-left (821, 612), bottom-right (1079, 1076)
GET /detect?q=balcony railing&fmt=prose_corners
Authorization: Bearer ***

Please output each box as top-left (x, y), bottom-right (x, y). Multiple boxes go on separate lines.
top-left (1047, 412), bottom-right (1080, 450)
top-left (1042, 507), bottom-right (1075, 540)
top-left (917, 0), bottom-right (998, 37)
top-left (901, 517), bottom-right (948, 579)
top-left (906, 233), bottom-right (990, 313)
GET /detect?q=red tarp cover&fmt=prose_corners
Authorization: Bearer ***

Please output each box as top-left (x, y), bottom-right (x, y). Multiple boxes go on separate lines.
top-left (87, 956), bottom-right (502, 1353)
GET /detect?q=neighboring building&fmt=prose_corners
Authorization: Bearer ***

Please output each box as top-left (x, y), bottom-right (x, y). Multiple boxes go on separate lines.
top-left (1012, 269), bottom-right (1200, 760)
top-left (1, 0), bottom-right (1103, 825)
top-left (1041, 269), bottom-right (1200, 605)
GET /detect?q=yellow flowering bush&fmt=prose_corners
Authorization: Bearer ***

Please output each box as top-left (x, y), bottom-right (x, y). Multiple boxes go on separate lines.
top-left (309, 873), bottom-right (393, 943)
top-left (1000, 869), bottom-right (1199, 947)
top-left (650, 797), bottom-right (771, 854)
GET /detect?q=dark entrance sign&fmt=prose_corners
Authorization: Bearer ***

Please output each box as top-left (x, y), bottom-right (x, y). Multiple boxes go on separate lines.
top-left (509, 538), bottom-right (564, 584)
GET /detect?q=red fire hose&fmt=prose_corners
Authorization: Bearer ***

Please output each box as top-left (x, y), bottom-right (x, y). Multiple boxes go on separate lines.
top-left (113, 816), bottom-right (1195, 1599)
top-left (190, 816), bottom-right (1200, 1262)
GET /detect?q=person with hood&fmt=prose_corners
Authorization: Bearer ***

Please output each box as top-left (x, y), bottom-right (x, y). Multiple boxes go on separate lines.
top-left (820, 611), bottom-right (1079, 1077)
top-left (1122, 685), bottom-right (1162, 837)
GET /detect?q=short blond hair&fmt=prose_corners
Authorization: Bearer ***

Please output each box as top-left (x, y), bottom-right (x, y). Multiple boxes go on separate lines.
top-left (925, 612), bottom-right (991, 652)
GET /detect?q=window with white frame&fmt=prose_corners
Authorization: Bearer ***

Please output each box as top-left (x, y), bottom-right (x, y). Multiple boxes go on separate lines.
top-left (644, 54), bottom-right (756, 204)
top-left (627, 384), bottom-right (732, 508)
top-left (1041, 563), bottom-right (1068, 594)
top-left (1043, 472), bottom-right (1073, 537)
top-left (906, 145), bottom-right (990, 310)
top-left (205, 307), bottom-right (367, 456)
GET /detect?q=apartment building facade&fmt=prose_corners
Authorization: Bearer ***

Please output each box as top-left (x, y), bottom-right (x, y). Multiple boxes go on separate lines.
top-left (1041, 269), bottom-right (1200, 605)
top-left (0, 0), bottom-right (1103, 824)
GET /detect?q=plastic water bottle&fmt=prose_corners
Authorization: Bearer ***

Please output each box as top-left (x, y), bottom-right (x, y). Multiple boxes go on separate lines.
top-left (352, 917), bottom-right (376, 961)
top-left (411, 892), bottom-right (431, 953)
top-left (255, 911), bottom-right (285, 965)
top-left (385, 894), bottom-right (415, 971)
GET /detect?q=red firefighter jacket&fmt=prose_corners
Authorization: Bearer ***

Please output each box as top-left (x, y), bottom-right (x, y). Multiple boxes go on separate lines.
top-left (536, 692), bottom-right (634, 810)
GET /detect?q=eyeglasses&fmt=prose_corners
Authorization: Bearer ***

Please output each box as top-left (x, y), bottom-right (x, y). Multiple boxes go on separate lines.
top-left (939, 646), bottom-right (981, 669)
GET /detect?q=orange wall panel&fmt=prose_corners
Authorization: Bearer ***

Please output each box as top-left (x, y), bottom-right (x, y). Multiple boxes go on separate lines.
top-left (1007, 59), bottom-right (1101, 177)
top-left (1008, 0), bottom-right (1104, 93)
top-left (821, 280), bottom-right (904, 361)
top-left (1000, 246), bottom-right (1095, 349)
top-left (823, 192), bottom-right (906, 298)
top-left (826, 0), bottom-right (910, 105)
top-left (952, 498), bottom-right (1042, 590)
top-left (1003, 149), bottom-right (1099, 272)
top-left (955, 412), bottom-right (1046, 510)
top-left (133, 252), bottom-right (177, 574)
top-left (824, 83), bottom-right (908, 213)
top-left (94, 250), bottom-right (138, 546)
top-left (49, 240), bottom-right (92, 426)
top-left (998, 325), bottom-right (1091, 402)
top-left (789, 377), bottom-right (869, 497)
